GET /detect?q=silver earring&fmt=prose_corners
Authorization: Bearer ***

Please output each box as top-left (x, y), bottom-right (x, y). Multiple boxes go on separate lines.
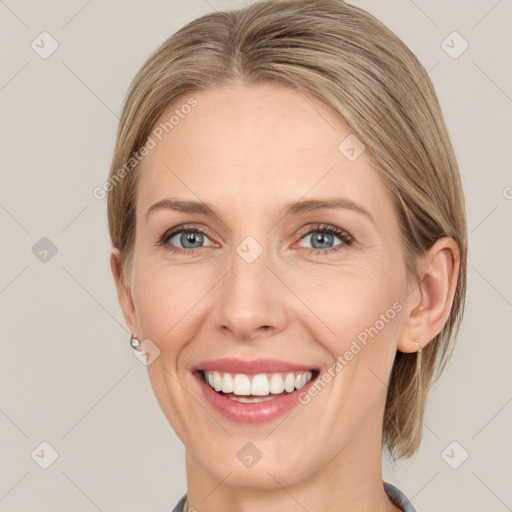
top-left (415, 339), bottom-right (422, 353)
top-left (130, 333), bottom-right (140, 349)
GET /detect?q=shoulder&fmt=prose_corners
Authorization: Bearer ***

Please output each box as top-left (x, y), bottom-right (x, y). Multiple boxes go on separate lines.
top-left (384, 481), bottom-right (418, 512)
top-left (171, 494), bottom-right (187, 512)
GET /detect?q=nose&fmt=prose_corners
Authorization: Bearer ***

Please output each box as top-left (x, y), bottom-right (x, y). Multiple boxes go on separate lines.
top-left (212, 245), bottom-right (288, 342)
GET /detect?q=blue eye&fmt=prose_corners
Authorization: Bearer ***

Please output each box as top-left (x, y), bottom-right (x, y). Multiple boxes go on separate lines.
top-left (303, 231), bottom-right (338, 249)
top-left (169, 231), bottom-right (208, 249)
top-left (297, 224), bottom-right (353, 253)
top-left (160, 226), bottom-right (214, 252)
top-left (158, 223), bottom-right (353, 255)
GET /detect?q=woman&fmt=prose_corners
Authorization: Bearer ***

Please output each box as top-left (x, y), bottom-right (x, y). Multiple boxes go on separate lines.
top-left (107, 1), bottom-right (467, 511)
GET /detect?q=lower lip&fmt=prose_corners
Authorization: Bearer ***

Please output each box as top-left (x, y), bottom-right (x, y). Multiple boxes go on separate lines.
top-left (193, 371), bottom-right (317, 424)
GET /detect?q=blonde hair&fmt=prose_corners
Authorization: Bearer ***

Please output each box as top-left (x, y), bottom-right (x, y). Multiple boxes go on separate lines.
top-left (106, 0), bottom-right (467, 460)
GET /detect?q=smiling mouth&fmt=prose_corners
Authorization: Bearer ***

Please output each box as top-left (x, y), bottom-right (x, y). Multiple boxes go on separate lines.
top-left (198, 369), bottom-right (320, 403)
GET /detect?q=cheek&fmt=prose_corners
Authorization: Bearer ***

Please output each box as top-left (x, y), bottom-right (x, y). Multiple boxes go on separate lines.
top-left (130, 256), bottom-right (228, 369)
top-left (295, 262), bottom-right (403, 330)
top-left (131, 262), bottom-right (206, 346)
top-left (291, 261), bottom-right (404, 359)
top-left (130, 261), bottom-right (209, 439)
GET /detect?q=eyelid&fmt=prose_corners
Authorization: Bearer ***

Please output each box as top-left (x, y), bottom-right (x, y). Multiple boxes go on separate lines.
top-left (296, 223), bottom-right (353, 241)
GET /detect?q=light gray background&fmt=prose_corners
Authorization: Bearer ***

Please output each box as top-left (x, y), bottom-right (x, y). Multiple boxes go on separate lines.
top-left (1, 0), bottom-right (511, 511)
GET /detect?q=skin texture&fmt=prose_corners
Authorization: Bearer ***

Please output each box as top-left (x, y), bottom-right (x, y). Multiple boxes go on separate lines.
top-left (111, 82), bottom-right (460, 512)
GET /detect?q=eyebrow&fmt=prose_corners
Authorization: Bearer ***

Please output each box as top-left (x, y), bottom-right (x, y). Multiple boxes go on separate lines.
top-left (146, 197), bottom-right (375, 224)
top-left (280, 198), bottom-right (374, 224)
top-left (146, 199), bottom-right (220, 220)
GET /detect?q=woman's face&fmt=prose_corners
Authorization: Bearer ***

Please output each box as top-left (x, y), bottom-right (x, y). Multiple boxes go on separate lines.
top-left (119, 82), bottom-right (416, 488)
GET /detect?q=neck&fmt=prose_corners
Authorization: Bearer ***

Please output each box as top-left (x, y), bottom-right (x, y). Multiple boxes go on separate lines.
top-left (182, 411), bottom-right (401, 512)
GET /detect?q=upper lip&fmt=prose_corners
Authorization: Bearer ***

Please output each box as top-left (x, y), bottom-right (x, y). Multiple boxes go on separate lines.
top-left (192, 358), bottom-right (318, 374)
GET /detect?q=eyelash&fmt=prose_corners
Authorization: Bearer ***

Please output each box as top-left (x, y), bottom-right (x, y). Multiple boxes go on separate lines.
top-left (157, 223), bottom-right (354, 256)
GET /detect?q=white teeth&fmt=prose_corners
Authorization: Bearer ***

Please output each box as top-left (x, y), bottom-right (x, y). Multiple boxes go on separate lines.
top-left (284, 372), bottom-right (295, 392)
top-left (269, 373), bottom-right (284, 394)
top-left (203, 370), bottom-right (313, 397)
top-left (221, 372), bottom-right (234, 393)
top-left (229, 395), bottom-right (276, 403)
top-left (251, 374), bottom-right (270, 396)
top-left (213, 372), bottom-right (223, 392)
top-left (233, 373), bottom-right (251, 395)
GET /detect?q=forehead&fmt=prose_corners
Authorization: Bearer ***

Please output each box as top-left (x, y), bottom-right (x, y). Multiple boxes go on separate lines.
top-left (136, 82), bottom-right (394, 222)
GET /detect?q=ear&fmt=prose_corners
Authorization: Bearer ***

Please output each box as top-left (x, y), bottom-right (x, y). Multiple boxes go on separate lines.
top-left (110, 248), bottom-right (139, 335)
top-left (397, 236), bottom-right (461, 353)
